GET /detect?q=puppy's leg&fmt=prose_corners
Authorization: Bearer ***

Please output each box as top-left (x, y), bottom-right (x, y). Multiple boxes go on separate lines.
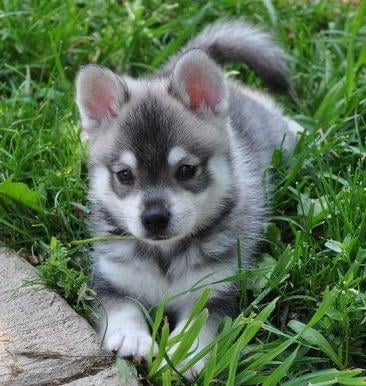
top-left (282, 117), bottom-right (304, 155)
top-left (97, 298), bottom-right (155, 360)
top-left (169, 311), bottom-right (219, 380)
top-left (286, 117), bottom-right (304, 136)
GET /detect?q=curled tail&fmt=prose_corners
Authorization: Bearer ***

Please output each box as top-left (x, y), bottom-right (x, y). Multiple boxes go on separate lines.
top-left (163, 20), bottom-right (290, 93)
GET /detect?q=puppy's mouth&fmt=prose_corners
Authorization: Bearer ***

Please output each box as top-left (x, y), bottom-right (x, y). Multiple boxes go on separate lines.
top-left (148, 233), bottom-right (176, 242)
top-left (141, 233), bottom-right (183, 245)
top-left (152, 235), bottom-right (171, 241)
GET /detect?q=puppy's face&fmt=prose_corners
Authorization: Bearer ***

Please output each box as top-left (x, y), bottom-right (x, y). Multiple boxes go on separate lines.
top-left (76, 51), bottom-right (233, 245)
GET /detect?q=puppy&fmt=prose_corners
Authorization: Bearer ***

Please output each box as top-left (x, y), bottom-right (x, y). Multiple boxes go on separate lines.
top-left (75, 20), bottom-right (302, 378)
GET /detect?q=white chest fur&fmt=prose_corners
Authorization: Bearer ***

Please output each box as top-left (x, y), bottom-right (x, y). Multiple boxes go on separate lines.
top-left (95, 242), bottom-right (235, 310)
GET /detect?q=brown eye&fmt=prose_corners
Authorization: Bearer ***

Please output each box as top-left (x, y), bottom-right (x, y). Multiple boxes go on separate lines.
top-left (117, 169), bottom-right (134, 184)
top-left (176, 164), bottom-right (197, 180)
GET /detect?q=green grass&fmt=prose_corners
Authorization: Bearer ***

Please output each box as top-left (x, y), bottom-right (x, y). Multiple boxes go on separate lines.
top-left (1, 0), bottom-right (366, 384)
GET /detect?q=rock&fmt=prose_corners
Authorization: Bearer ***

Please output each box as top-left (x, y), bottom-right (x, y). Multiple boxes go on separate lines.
top-left (64, 367), bottom-right (138, 386)
top-left (0, 248), bottom-right (134, 385)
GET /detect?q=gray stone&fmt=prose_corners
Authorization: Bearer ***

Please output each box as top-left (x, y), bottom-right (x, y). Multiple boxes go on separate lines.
top-left (64, 367), bottom-right (138, 386)
top-left (0, 248), bottom-right (132, 385)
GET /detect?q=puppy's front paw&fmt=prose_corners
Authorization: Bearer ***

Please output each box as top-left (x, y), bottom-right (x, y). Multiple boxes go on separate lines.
top-left (104, 329), bottom-right (155, 360)
top-left (160, 346), bottom-right (206, 380)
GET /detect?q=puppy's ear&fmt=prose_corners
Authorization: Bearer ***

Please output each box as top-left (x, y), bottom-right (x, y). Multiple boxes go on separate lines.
top-left (75, 65), bottom-right (129, 137)
top-left (170, 50), bottom-right (228, 117)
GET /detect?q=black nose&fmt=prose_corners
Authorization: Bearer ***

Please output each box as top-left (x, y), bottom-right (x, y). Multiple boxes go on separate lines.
top-left (142, 206), bottom-right (170, 234)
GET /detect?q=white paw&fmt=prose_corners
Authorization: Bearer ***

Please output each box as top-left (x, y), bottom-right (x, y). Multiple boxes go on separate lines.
top-left (104, 329), bottom-right (155, 360)
top-left (160, 347), bottom-right (205, 380)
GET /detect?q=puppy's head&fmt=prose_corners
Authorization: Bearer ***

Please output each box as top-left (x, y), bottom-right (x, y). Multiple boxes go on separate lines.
top-left (76, 50), bottom-right (234, 245)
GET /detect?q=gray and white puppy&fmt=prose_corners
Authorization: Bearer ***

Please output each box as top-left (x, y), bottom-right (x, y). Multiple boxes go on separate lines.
top-left (75, 20), bottom-right (302, 378)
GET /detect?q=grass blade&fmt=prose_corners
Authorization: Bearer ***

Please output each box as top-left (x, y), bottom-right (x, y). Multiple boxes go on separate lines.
top-left (203, 344), bottom-right (217, 386)
top-left (288, 320), bottom-right (341, 367)
top-left (262, 346), bottom-right (299, 386)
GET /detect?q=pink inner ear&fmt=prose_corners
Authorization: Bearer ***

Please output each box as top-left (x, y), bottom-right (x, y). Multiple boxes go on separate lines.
top-left (185, 68), bottom-right (220, 111)
top-left (86, 78), bottom-right (118, 122)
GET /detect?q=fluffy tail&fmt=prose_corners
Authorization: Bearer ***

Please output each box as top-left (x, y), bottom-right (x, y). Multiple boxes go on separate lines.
top-left (163, 20), bottom-right (291, 93)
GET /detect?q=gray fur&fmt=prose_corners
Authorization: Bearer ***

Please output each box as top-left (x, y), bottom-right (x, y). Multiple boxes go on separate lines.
top-left (161, 20), bottom-right (290, 93)
top-left (75, 19), bottom-right (302, 378)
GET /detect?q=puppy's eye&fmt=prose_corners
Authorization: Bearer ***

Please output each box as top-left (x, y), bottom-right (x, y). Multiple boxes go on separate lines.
top-left (116, 169), bottom-right (134, 184)
top-left (176, 164), bottom-right (197, 180)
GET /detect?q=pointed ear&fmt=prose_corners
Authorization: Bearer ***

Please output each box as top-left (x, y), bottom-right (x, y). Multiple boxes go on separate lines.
top-left (170, 50), bottom-right (228, 116)
top-left (75, 65), bottom-right (129, 134)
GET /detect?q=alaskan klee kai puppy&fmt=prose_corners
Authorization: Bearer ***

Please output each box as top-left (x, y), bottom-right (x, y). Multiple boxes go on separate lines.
top-left (76, 20), bottom-right (302, 378)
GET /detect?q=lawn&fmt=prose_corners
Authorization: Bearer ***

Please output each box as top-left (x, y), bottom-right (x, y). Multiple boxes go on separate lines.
top-left (1, 0), bottom-right (366, 384)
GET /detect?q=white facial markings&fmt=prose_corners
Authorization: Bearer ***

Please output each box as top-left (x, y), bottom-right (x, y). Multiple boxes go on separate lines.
top-left (119, 150), bottom-right (137, 169)
top-left (168, 190), bottom-right (198, 238)
top-left (144, 155), bottom-right (232, 242)
top-left (118, 192), bottom-right (144, 238)
top-left (167, 146), bottom-right (189, 166)
top-left (91, 165), bottom-right (115, 204)
top-left (190, 155), bottom-right (231, 229)
top-left (90, 165), bottom-right (145, 238)
top-left (91, 152), bottom-right (231, 243)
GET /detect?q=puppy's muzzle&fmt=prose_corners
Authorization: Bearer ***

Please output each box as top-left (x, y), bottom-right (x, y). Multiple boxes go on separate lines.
top-left (141, 204), bottom-right (170, 235)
